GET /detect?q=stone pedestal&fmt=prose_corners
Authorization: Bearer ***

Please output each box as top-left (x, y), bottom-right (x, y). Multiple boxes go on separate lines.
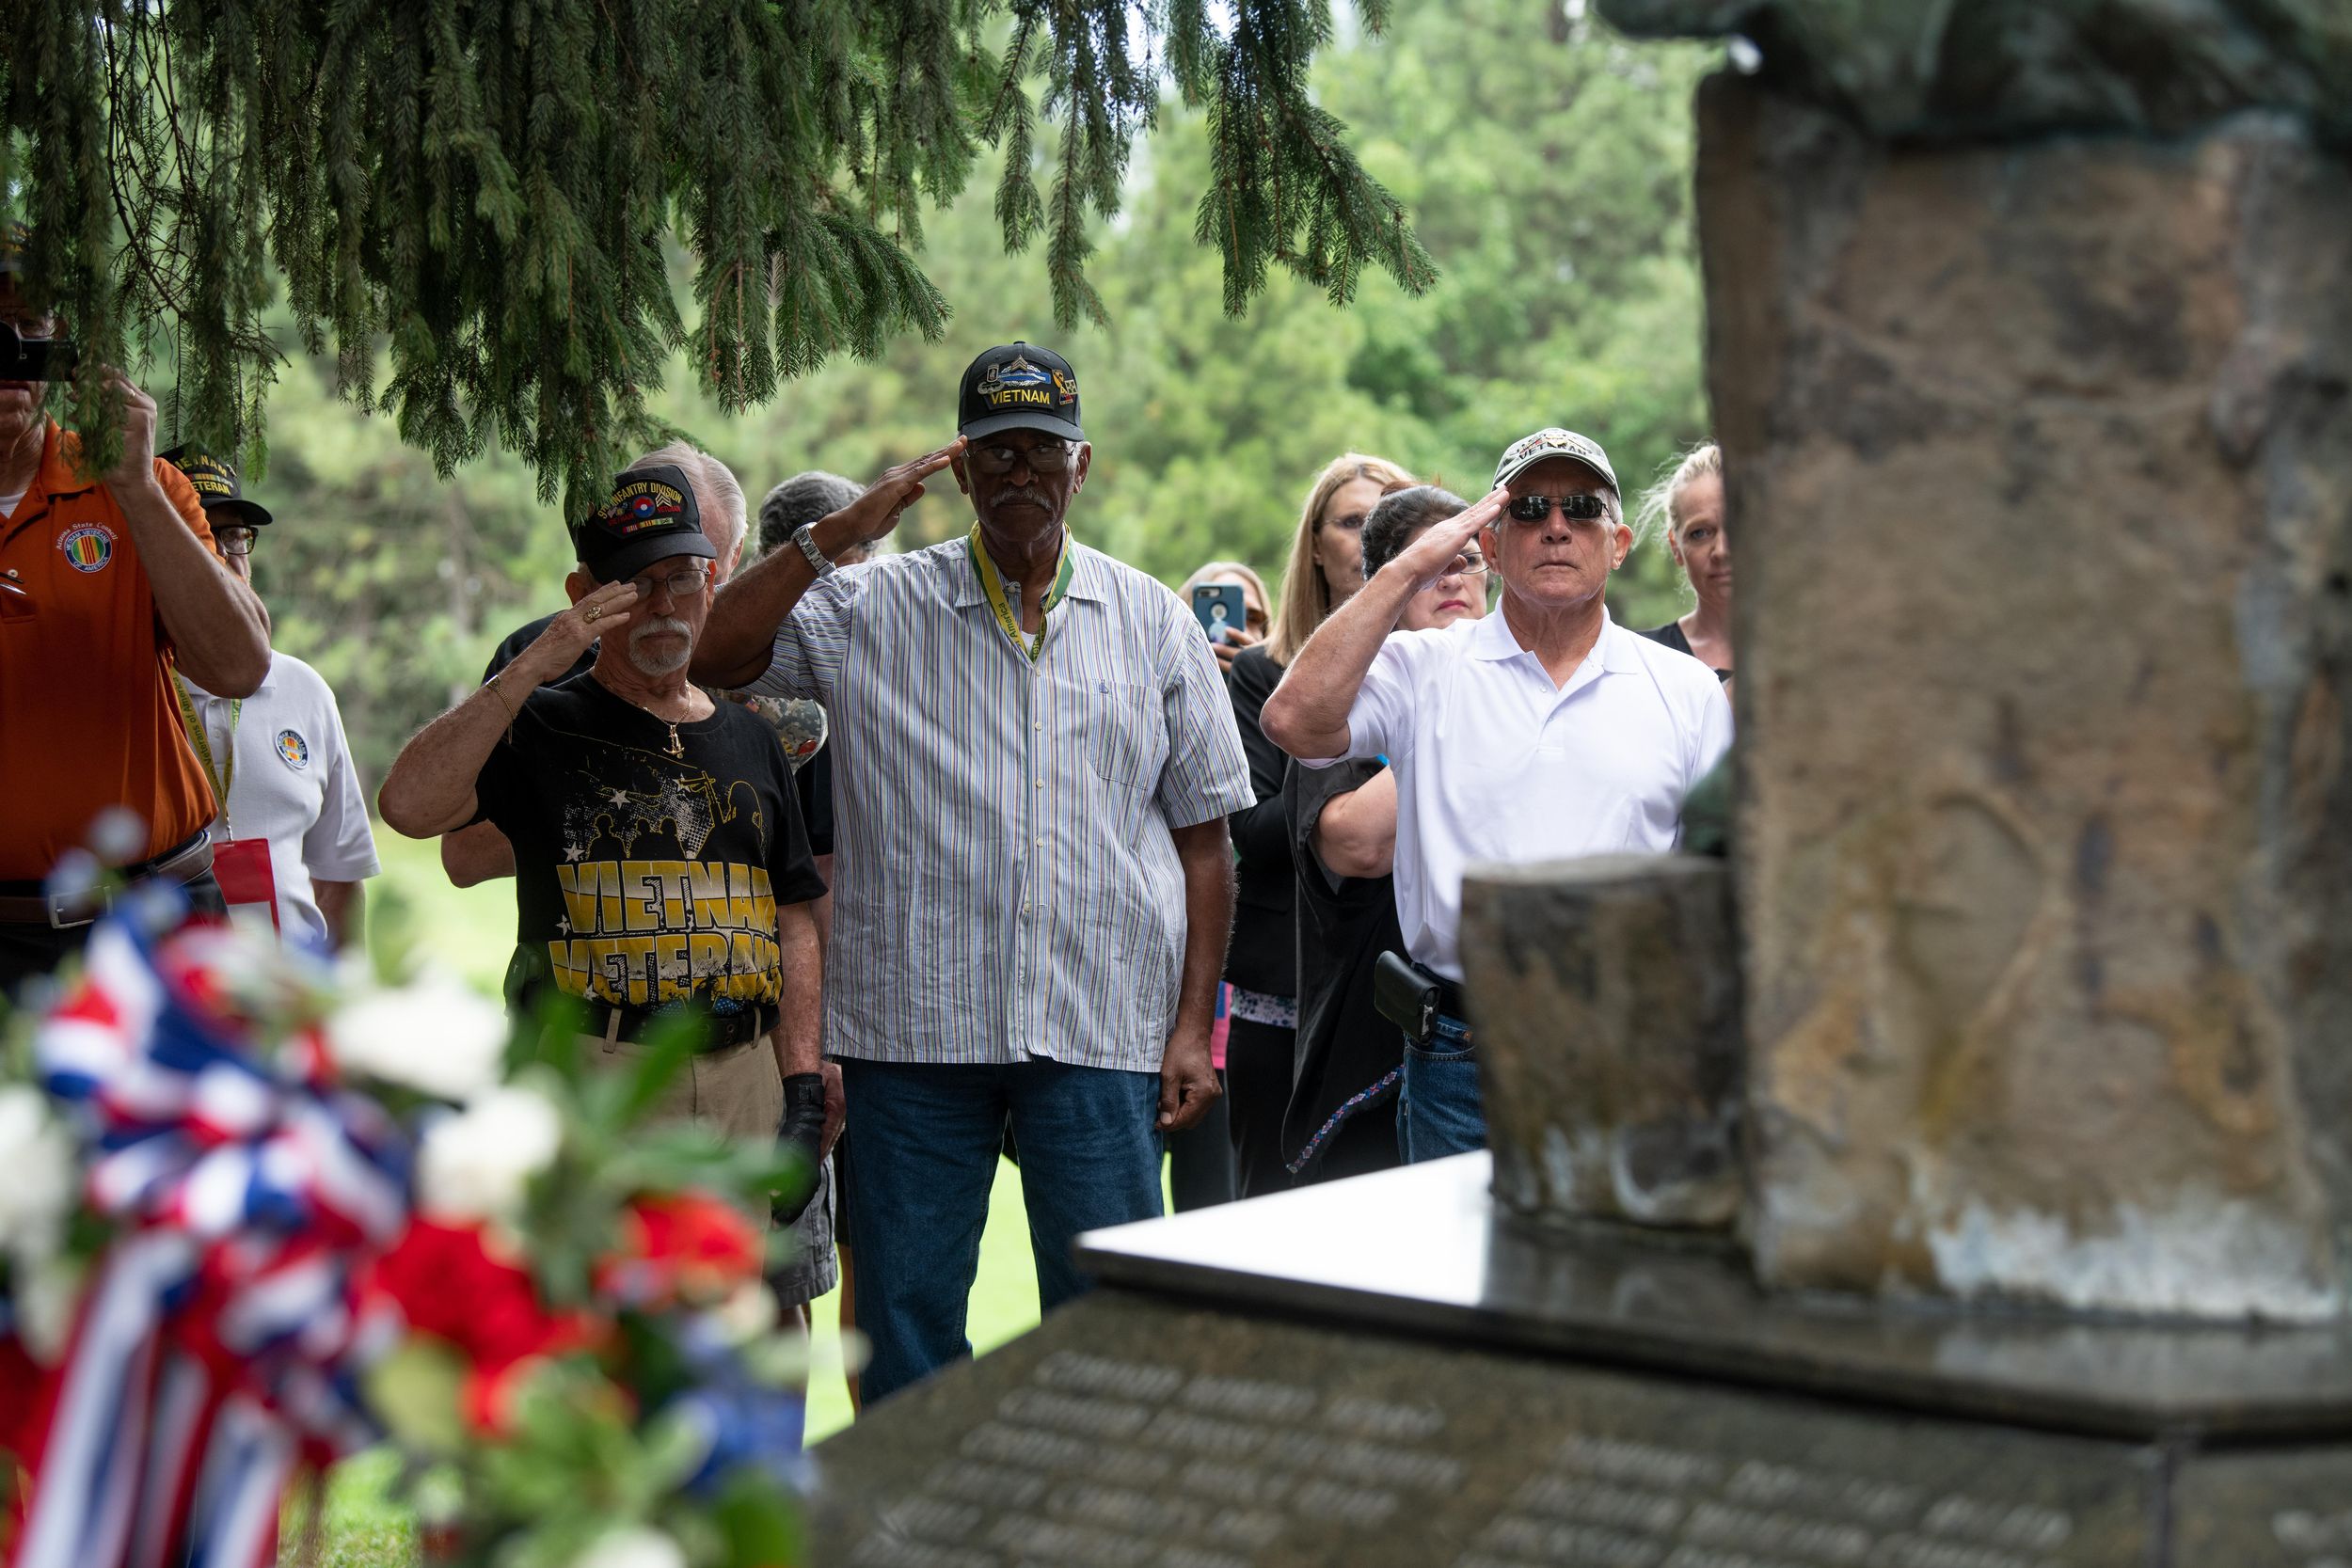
top-left (810, 1158), bottom-right (2352, 1568)
top-left (1699, 74), bottom-right (2352, 1317)
top-left (1460, 856), bottom-right (1742, 1230)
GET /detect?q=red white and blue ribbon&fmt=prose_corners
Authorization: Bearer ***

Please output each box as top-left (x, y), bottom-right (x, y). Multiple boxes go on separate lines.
top-left (10, 913), bottom-right (411, 1568)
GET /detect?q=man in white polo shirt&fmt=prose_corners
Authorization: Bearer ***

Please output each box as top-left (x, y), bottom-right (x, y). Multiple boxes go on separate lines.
top-left (1263, 427), bottom-right (1731, 1163)
top-left (165, 448), bottom-right (379, 949)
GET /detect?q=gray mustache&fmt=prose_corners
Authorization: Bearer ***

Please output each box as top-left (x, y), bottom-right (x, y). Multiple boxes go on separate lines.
top-left (629, 615), bottom-right (691, 644)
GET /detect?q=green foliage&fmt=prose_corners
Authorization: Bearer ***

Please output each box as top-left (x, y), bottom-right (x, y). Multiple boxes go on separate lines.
top-left (225, 2), bottom-right (1717, 793)
top-left (2, 0), bottom-right (1428, 511)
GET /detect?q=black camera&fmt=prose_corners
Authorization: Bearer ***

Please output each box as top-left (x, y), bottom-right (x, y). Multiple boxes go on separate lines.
top-left (0, 321), bottom-right (76, 382)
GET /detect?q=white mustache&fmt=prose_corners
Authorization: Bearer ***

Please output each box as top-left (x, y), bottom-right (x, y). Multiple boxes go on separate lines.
top-left (629, 615), bottom-right (691, 645)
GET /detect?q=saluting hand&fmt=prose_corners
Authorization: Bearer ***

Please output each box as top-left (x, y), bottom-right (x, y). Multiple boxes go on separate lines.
top-left (832, 437), bottom-right (968, 548)
top-left (516, 579), bottom-right (638, 683)
top-left (1390, 486), bottom-right (1507, 589)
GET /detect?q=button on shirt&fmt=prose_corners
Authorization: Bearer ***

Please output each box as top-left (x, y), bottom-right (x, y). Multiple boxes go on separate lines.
top-left (750, 536), bottom-right (1253, 1070)
top-left (1309, 609), bottom-right (1733, 982)
top-left (180, 652), bottom-right (380, 946)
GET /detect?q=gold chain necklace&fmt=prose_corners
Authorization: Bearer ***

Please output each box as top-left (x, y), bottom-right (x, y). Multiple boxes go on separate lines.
top-left (596, 674), bottom-right (693, 758)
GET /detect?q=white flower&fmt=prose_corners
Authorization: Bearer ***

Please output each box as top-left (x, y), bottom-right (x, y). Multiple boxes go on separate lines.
top-left (327, 971), bottom-right (508, 1101)
top-left (12, 1255), bottom-right (86, 1365)
top-left (415, 1085), bottom-right (564, 1224)
top-left (87, 806), bottom-right (150, 865)
top-left (571, 1526), bottom-right (686, 1568)
top-left (709, 1280), bottom-right (779, 1346)
top-left (0, 1085), bottom-right (76, 1258)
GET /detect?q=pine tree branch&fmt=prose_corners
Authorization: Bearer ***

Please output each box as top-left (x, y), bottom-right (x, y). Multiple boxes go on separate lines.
top-left (9, 0), bottom-right (1424, 491)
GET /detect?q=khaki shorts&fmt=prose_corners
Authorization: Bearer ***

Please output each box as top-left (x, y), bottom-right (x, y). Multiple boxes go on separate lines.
top-left (579, 1026), bottom-right (835, 1304)
top-left (580, 1027), bottom-right (786, 1143)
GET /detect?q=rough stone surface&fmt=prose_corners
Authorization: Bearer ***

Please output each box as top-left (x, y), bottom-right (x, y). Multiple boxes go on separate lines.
top-left (1460, 855), bottom-right (1743, 1230)
top-left (1598, 0), bottom-right (2352, 140)
top-left (1701, 74), bottom-right (2352, 1319)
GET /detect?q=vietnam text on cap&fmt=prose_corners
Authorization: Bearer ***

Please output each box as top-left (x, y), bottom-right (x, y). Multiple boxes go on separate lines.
top-left (160, 445), bottom-right (275, 529)
top-left (957, 341), bottom-right (1084, 444)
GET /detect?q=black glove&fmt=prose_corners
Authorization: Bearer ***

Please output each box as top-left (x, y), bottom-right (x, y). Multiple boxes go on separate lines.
top-left (773, 1071), bottom-right (827, 1224)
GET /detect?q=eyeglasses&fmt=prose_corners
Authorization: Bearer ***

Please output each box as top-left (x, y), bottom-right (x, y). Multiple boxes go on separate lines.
top-left (215, 526), bottom-right (256, 558)
top-left (1505, 492), bottom-right (1610, 524)
top-left (628, 564), bottom-right (712, 599)
top-left (970, 441), bottom-right (1075, 476)
top-left (1439, 553), bottom-right (1487, 578)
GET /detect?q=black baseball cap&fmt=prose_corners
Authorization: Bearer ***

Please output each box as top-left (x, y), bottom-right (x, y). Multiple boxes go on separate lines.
top-left (573, 463), bottom-right (718, 583)
top-left (160, 445), bottom-right (274, 529)
top-left (957, 341), bottom-right (1084, 443)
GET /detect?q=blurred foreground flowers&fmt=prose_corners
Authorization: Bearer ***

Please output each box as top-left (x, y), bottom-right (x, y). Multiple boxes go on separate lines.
top-left (0, 888), bottom-right (814, 1568)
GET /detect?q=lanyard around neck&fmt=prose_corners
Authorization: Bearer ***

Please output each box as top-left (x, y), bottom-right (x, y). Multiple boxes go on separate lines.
top-left (172, 673), bottom-right (240, 833)
top-left (967, 524), bottom-right (1073, 662)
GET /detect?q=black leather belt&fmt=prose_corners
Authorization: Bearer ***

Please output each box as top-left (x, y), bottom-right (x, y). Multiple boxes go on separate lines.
top-left (581, 1001), bottom-right (776, 1051)
top-left (0, 832), bottom-right (215, 928)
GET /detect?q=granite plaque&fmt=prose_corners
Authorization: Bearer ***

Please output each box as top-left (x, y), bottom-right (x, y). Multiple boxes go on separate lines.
top-left (811, 1292), bottom-right (2158, 1568)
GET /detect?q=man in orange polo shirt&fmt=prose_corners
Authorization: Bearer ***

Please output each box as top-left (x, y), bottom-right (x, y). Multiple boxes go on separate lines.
top-left (0, 240), bottom-right (272, 994)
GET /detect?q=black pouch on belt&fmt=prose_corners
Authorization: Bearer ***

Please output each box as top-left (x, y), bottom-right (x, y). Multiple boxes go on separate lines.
top-left (1373, 949), bottom-right (1441, 1047)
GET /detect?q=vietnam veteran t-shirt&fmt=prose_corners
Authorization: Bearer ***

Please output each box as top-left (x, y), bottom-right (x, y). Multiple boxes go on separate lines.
top-left (473, 672), bottom-right (825, 1014)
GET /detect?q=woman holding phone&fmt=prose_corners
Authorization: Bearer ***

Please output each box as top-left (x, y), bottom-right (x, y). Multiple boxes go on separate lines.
top-left (1214, 453), bottom-right (1413, 1200)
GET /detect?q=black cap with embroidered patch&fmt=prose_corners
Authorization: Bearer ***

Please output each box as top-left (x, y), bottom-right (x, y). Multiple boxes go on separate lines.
top-left (957, 341), bottom-right (1084, 443)
top-left (160, 445), bottom-right (274, 529)
top-left (572, 463), bottom-right (718, 583)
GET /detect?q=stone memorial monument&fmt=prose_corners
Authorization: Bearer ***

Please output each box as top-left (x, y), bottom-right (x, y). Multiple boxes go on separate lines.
top-left (809, 6), bottom-right (2352, 1563)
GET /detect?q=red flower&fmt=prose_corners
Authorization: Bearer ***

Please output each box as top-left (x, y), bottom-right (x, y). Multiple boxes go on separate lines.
top-left (361, 1220), bottom-right (596, 1433)
top-left (594, 1193), bottom-right (763, 1310)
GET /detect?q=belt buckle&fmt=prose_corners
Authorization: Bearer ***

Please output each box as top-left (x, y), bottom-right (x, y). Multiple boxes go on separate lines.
top-left (46, 890), bottom-right (98, 930)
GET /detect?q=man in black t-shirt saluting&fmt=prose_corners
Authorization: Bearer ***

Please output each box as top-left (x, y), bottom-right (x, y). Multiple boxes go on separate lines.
top-left (379, 464), bottom-right (835, 1214)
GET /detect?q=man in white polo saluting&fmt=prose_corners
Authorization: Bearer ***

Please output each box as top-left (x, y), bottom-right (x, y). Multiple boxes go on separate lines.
top-left (1263, 427), bottom-right (1731, 1163)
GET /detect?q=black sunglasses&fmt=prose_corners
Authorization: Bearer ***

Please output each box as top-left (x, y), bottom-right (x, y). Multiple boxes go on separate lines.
top-left (1506, 492), bottom-right (1610, 524)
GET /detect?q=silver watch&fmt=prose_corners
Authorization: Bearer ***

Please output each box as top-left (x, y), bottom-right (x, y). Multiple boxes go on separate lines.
top-left (790, 521), bottom-right (837, 578)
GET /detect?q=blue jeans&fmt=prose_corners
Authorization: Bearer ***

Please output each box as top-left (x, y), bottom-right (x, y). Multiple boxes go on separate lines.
top-left (841, 1057), bottom-right (1164, 1404)
top-left (1398, 1013), bottom-right (1485, 1164)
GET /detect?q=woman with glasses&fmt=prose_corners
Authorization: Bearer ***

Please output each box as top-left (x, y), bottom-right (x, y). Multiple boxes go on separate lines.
top-left (1279, 485), bottom-right (1486, 1185)
top-left (1217, 453), bottom-right (1414, 1199)
top-left (1634, 443), bottom-right (1732, 679)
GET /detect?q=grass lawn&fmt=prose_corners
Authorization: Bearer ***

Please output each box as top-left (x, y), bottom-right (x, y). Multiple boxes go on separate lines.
top-left (294, 831), bottom-right (1055, 1563)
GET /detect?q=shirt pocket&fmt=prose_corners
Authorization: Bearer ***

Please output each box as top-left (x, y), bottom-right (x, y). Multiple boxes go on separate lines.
top-left (1089, 681), bottom-right (1166, 791)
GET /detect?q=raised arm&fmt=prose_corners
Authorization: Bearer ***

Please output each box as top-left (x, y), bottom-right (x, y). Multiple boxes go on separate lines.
top-left (1260, 487), bottom-right (1506, 762)
top-left (104, 374), bottom-right (271, 696)
top-left (1313, 766), bottom-right (1398, 879)
top-left (377, 583), bottom-right (632, 837)
top-left (692, 439), bottom-right (966, 689)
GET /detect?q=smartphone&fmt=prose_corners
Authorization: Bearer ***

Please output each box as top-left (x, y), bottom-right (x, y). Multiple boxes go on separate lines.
top-left (1192, 582), bottom-right (1245, 642)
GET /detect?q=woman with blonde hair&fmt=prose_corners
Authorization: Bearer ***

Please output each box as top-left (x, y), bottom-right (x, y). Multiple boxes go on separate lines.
top-left (1265, 453), bottom-right (1417, 667)
top-left (1635, 442), bottom-right (1732, 677)
top-left (1220, 451), bottom-right (1413, 1198)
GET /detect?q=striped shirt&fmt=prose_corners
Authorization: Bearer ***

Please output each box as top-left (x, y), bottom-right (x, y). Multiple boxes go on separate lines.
top-left (750, 534), bottom-right (1252, 1069)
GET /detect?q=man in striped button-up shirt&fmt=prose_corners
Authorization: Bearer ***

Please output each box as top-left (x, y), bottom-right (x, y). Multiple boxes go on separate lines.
top-left (695, 341), bottom-right (1251, 1402)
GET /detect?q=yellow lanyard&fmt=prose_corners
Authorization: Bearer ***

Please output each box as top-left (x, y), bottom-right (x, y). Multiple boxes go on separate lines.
top-left (967, 524), bottom-right (1073, 662)
top-left (172, 673), bottom-right (240, 835)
